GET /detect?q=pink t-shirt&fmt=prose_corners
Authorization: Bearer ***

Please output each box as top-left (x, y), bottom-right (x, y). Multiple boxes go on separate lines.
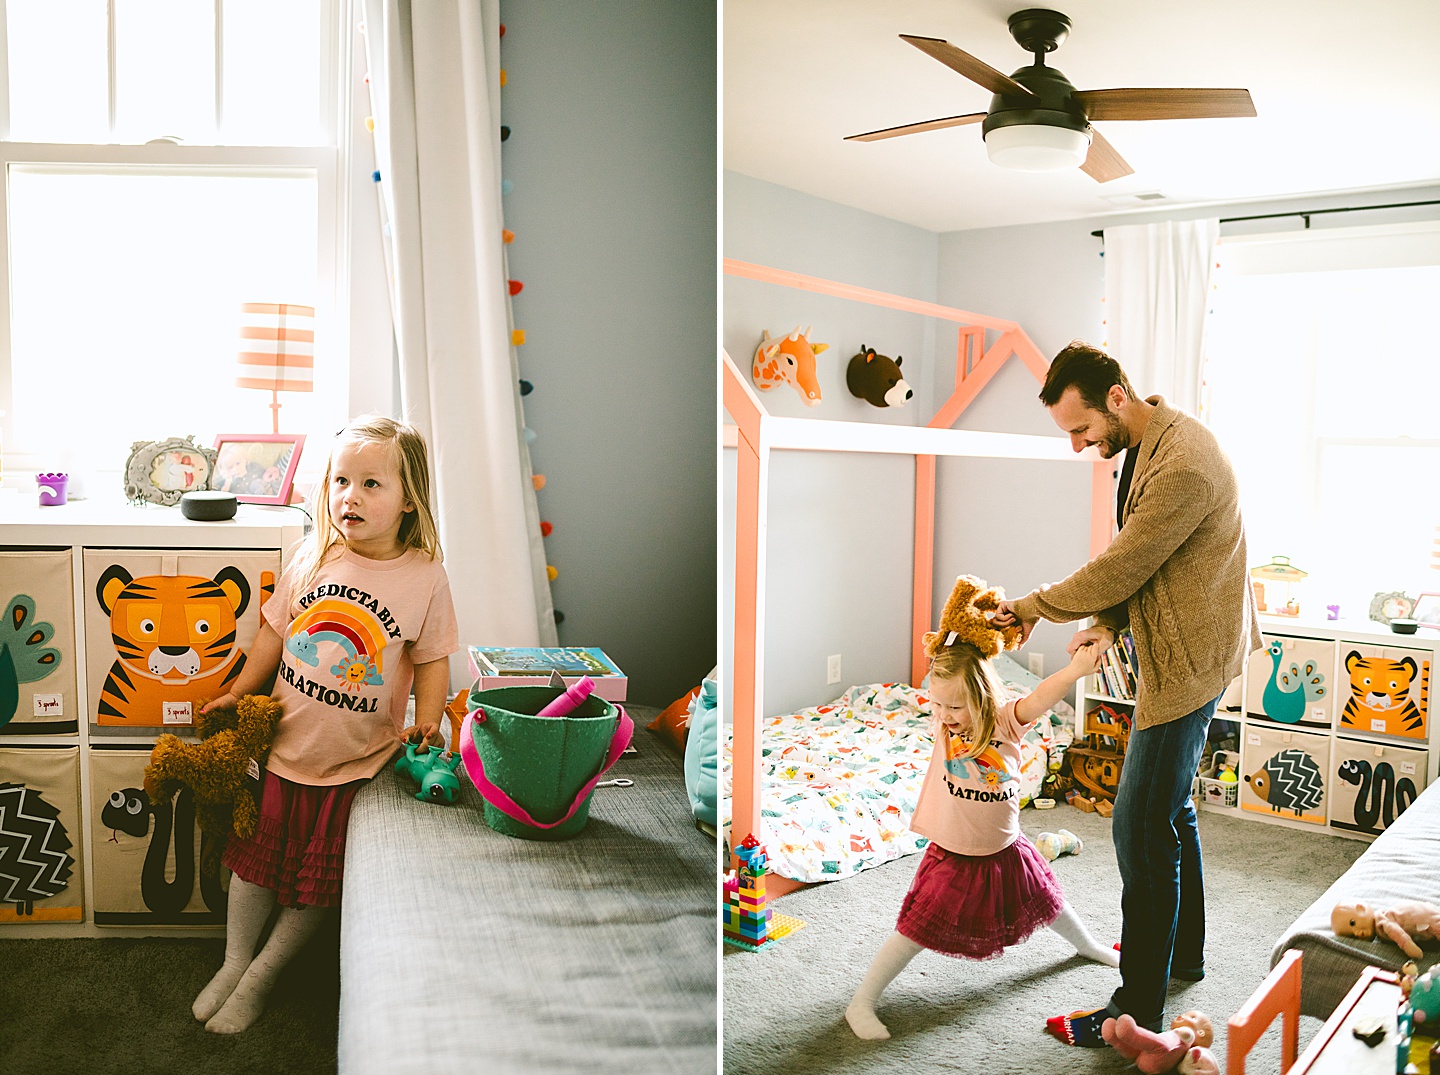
top-left (908, 696), bottom-right (1035, 857)
top-left (264, 546), bottom-right (460, 785)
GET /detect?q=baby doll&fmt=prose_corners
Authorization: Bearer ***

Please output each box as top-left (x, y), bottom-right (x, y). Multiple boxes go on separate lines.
top-left (1332, 900), bottom-right (1440, 959)
top-left (1102, 1011), bottom-right (1215, 1074)
top-left (1178, 1045), bottom-right (1220, 1075)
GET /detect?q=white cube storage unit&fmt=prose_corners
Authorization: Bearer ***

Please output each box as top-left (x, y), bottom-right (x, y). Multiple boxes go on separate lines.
top-left (1245, 635), bottom-right (1336, 730)
top-left (1328, 736), bottom-right (1428, 838)
top-left (1075, 614), bottom-right (1440, 843)
top-left (0, 495), bottom-right (303, 937)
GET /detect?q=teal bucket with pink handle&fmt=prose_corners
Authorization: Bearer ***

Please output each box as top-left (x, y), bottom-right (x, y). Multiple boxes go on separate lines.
top-left (459, 684), bottom-right (633, 840)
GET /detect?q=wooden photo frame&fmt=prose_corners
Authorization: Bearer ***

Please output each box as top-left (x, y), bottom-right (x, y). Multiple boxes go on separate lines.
top-left (212, 433), bottom-right (306, 505)
top-left (1412, 593), bottom-right (1440, 630)
top-left (123, 436), bottom-right (218, 506)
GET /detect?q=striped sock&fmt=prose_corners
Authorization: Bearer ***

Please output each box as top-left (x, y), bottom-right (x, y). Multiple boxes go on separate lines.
top-left (1045, 1007), bottom-right (1109, 1047)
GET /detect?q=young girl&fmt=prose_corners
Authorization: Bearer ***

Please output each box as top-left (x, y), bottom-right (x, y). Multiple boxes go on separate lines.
top-left (192, 415), bottom-right (459, 1034)
top-left (845, 575), bottom-right (1119, 1041)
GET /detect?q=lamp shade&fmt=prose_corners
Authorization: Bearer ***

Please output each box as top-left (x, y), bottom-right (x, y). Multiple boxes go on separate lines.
top-left (985, 124), bottom-right (1090, 172)
top-left (236, 303), bottom-right (315, 393)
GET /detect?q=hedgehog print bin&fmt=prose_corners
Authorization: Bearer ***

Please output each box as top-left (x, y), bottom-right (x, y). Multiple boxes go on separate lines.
top-left (1240, 724), bottom-right (1329, 826)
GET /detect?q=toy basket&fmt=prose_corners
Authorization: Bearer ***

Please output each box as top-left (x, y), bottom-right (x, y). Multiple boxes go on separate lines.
top-left (459, 683), bottom-right (633, 841)
top-left (1196, 749), bottom-right (1240, 807)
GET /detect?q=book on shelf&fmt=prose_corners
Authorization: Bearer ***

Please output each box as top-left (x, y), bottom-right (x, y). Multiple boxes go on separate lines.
top-left (467, 646), bottom-right (627, 701)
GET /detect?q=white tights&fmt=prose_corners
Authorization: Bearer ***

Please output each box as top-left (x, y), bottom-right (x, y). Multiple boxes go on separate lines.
top-left (844, 901), bottom-right (1118, 1040)
top-left (192, 875), bottom-right (327, 1034)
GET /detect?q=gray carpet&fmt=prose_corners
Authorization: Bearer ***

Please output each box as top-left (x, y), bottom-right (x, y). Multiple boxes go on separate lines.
top-left (723, 806), bottom-right (1367, 1074)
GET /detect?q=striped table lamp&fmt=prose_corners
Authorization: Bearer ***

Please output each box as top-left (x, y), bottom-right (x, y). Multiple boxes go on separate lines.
top-left (237, 302), bottom-right (314, 432)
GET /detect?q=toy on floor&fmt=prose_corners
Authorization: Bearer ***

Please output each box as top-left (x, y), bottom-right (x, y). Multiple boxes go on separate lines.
top-left (1034, 829), bottom-right (1081, 861)
top-left (722, 834), bottom-right (805, 950)
top-left (752, 326), bottom-right (829, 407)
top-left (1331, 900), bottom-right (1440, 959)
top-left (1170, 1011), bottom-right (1214, 1049)
top-left (394, 743), bottom-right (463, 803)
top-left (1102, 1013), bottom-right (1202, 1074)
top-left (1405, 966), bottom-right (1440, 1027)
top-left (1177, 1045), bottom-right (1220, 1075)
top-left (144, 693), bottom-right (283, 846)
top-left (845, 346), bottom-right (912, 408)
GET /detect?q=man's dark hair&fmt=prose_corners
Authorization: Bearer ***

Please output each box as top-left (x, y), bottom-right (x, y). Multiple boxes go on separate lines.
top-left (1039, 341), bottom-right (1137, 411)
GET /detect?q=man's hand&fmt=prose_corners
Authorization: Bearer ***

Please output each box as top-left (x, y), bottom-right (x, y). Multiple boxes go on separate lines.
top-left (991, 600), bottom-right (1037, 645)
top-left (1067, 625), bottom-right (1117, 657)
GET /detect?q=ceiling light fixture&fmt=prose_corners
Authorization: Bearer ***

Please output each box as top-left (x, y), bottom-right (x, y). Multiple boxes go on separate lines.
top-left (984, 123), bottom-right (1090, 171)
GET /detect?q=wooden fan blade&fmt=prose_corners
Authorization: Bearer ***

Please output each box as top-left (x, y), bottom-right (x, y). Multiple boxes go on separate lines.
top-left (1074, 87), bottom-right (1257, 121)
top-left (845, 113), bottom-right (986, 142)
top-left (900, 35), bottom-right (1038, 101)
top-left (1080, 128), bottom-right (1134, 183)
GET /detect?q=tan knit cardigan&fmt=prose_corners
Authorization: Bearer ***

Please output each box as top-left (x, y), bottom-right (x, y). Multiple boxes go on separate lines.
top-left (1013, 397), bottom-right (1262, 729)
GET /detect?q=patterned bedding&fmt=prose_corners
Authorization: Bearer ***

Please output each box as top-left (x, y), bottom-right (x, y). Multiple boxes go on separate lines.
top-left (721, 662), bottom-right (1073, 884)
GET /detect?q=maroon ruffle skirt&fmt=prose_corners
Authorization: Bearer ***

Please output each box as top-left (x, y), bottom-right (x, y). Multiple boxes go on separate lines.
top-left (221, 770), bottom-right (363, 908)
top-left (896, 836), bottom-right (1065, 959)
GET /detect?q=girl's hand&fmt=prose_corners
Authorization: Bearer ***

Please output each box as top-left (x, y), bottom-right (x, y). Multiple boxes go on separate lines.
top-left (401, 722), bottom-right (443, 750)
top-left (1068, 642), bottom-right (1102, 677)
top-left (200, 693), bottom-right (239, 715)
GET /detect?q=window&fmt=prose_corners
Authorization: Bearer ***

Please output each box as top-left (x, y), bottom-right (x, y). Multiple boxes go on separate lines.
top-left (1203, 222), bottom-right (1440, 618)
top-left (0, 0), bottom-right (347, 479)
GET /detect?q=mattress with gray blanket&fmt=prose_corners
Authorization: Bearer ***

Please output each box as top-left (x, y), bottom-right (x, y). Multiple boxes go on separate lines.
top-left (1271, 778), bottom-right (1440, 1018)
top-left (337, 728), bottom-right (717, 1074)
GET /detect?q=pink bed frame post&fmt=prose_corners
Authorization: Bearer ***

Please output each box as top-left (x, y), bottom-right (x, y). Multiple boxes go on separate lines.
top-left (723, 259), bottom-right (1114, 885)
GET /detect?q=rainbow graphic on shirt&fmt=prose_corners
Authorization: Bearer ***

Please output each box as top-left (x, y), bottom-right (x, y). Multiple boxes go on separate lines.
top-left (943, 732), bottom-right (1016, 786)
top-left (285, 598), bottom-right (387, 691)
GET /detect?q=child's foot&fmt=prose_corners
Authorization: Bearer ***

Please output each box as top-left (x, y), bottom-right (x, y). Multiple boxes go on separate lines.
top-left (192, 961), bottom-right (248, 1022)
top-left (845, 1000), bottom-right (891, 1040)
top-left (1046, 1007), bottom-right (1110, 1047)
top-left (204, 978), bottom-right (269, 1034)
top-left (1073, 938), bottom-right (1121, 967)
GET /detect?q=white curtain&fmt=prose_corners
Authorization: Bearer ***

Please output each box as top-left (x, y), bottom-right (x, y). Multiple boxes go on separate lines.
top-left (1102, 219), bottom-right (1219, 415)
top-left (361, 0), bottom-right (558, 683)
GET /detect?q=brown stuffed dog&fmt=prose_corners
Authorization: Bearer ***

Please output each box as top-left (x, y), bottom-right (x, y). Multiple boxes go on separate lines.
top-left (923, 574), bottom-right (1023, 658)
top-left (144, 694), bottom-right (283, 846)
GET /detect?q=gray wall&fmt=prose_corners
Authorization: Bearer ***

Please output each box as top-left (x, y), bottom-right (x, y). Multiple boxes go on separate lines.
top-left (501, 1), bottom-right (716, 706)
top-left (724, 172), bottom-right (940, 718)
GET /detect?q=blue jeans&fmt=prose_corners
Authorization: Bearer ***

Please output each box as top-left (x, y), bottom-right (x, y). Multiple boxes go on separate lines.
top-left (1105, 695), bottom-right (1219, 1031)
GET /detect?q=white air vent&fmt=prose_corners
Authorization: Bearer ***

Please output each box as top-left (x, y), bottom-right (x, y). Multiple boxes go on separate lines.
top-left (1100, 190), bottom-right (1169, 206)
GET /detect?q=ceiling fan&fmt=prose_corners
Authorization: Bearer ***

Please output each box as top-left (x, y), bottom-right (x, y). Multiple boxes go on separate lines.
top-left (845, 8), bottom-right (1256, 182)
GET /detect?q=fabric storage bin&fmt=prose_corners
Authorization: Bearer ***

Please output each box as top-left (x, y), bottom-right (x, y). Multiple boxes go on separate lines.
top-left (83, 549), bottom-right (279, 733)
top-left (0, 746), bottom-right (83, 922)
top-left (1239, 724), bottom-right (1330, 826)
top-left (1244, 635), bottom-right (1335, 730)
top-left (1329, 736), bottom-right (1429, 837)
top-left (1333, 643), bottom-right (1430, 742)
top-left (0, 550), bottom-right (78, 735)
top-left (88, 746), bottom-right (226, 925)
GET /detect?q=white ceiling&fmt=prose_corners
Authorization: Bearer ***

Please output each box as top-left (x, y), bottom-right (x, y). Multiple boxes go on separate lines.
top-left (723, 0), bottom-right (1440, 232)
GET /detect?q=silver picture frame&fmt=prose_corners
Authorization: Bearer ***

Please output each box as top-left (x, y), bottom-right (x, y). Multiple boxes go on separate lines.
top-left (123, 436), bottom-right (219, 506)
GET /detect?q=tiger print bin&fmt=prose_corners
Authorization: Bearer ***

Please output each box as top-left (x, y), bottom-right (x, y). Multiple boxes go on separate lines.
top-left (82, 550), bottom-right (279, 734)
top-left (1333, 642), bottom-right (1431, 743)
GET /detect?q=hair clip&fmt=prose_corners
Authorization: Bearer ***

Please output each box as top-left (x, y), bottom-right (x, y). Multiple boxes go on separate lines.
top-left (945, 631), bottom-right (957, 646)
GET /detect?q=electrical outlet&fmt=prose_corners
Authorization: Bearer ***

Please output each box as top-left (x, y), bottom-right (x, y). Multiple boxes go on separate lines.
top-left (827, 654), bottom-right (842, 684)
top-left (1028, 653), bottom-right (1044, 677)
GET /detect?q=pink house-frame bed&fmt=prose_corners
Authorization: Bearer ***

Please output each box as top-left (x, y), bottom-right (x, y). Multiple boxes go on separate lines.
top-left (723, 257), bottom-right (1116, 891)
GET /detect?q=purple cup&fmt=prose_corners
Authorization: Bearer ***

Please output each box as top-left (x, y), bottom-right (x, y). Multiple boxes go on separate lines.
top-left (37, 472), bottom-right (68, 506)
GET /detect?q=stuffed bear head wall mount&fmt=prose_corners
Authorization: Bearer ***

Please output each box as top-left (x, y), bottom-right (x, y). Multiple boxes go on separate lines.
top-left (846, 346), bottom-right (913, 408)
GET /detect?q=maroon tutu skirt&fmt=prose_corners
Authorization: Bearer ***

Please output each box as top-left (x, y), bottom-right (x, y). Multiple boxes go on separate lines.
top-left (221, 770), bottom-right (363, 908)
top-left (896, 836), bottom-right (1065, 959)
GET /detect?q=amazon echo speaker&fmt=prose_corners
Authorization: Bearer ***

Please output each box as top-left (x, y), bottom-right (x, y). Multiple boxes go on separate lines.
top-left (180, 491), bottom-right (238, 521)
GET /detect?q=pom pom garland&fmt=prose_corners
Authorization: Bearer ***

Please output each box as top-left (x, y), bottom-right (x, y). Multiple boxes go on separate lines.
top-left (540, 521), bottom-right (553, 537)
top-left (511, 329), bottom-right (526, 346)
top-left (508, 279), bottom-right (524, 295)
top-left (546, 565), bottom-right (558, 582)
top-left (519, 379), bottom-right (533, 396)
top-left (532, 474), bottom-right (546, 490)
top-left (502, 229), bottom-right (515, 244)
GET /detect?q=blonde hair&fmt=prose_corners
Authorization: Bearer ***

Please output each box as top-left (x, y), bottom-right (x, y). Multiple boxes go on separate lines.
top-left (290, 415), bottom-right (442, 603)
top-left (922, 634), bottom-right (1003, 761)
